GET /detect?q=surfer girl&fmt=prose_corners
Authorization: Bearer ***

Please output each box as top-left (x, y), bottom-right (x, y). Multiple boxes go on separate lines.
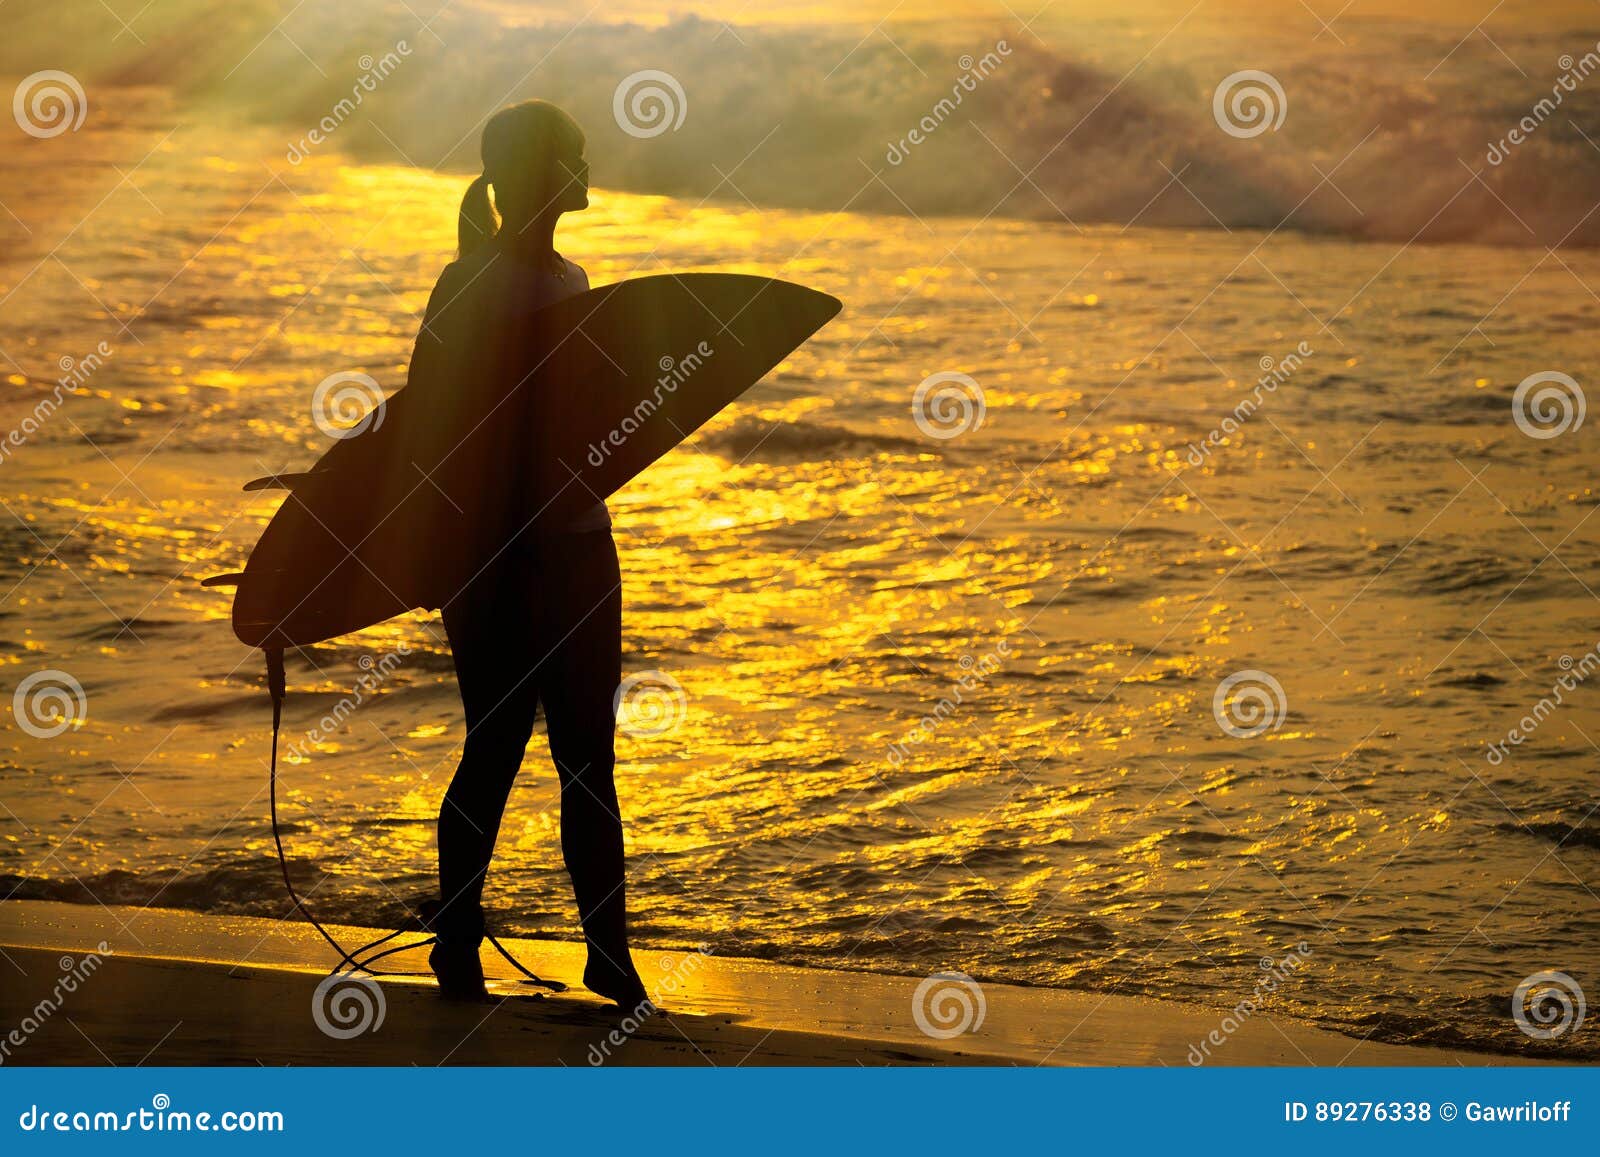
top-left (407, 100), bottom-right (648, 1007)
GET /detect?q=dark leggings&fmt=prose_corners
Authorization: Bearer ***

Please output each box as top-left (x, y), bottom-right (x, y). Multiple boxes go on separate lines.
top-left (435, 530), bottom-right (627, 961)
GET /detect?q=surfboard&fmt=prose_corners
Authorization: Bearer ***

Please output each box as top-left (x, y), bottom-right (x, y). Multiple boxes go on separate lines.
top-left (220, 273), bottom-right (841, 649)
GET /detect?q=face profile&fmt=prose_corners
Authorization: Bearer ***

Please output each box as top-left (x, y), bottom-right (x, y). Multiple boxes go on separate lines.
top-left (555, 149), bottom-right (589, 213)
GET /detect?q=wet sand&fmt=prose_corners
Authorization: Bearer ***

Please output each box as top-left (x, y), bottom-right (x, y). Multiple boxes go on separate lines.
top-left (0, 902), bottom-right (1535, 1067)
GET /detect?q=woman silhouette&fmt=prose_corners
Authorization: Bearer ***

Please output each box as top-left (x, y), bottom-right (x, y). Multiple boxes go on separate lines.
top-left (408, 100), bottom-right (647, 1007)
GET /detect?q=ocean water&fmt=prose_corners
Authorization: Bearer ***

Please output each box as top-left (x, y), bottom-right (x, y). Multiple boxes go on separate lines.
top-left (2, 103), bottom-right (1598, 1061)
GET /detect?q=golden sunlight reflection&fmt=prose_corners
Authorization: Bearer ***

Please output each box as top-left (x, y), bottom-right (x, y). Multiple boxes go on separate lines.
top-left (2, 91), bottom-right (1597, 1059)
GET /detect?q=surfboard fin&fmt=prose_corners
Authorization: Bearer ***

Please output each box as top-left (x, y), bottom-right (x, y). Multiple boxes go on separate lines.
top-left (201, 572), bottom-right (243, 587)
top-left (243, 471), bottom-right (326, 492)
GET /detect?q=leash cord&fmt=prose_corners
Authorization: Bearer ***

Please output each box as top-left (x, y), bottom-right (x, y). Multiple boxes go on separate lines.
top-left (265, 646), bottom-right (563, 988)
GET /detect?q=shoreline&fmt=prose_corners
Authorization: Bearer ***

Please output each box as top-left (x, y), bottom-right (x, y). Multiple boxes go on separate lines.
top-left (0, 901), bottom-right (1540, 1067)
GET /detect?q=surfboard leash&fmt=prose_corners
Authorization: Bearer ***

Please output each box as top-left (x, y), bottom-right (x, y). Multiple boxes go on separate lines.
top-left (263, 647), bottom-right (565, 991)
top-left (265, 646), bottom-right (391, 976)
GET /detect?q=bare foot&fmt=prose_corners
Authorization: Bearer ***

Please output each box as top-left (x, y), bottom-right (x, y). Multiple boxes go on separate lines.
top-left (583, 955), bottom-right (651, 1011)
top-left (429, 942), bottom-right (490, 1002)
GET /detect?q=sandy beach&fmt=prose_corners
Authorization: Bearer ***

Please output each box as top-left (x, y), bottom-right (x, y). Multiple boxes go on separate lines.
top-left (0, 901), bottom-right (1538, 1067)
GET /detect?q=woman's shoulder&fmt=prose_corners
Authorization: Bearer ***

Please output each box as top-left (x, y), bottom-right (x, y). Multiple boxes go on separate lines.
top-left (424, 250), bottom-right (500, 323)
top-left (426, 250), bottom-right (586, 322)
top-left (435, 247), bottom-right (497, 291)
top-left (561, 257), bottom-right (590, 291)
top-left (428, 255), bottom-right (470, 299)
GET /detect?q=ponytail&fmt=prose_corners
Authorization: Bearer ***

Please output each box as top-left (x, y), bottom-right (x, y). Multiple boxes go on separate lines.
top-left (457, 173), bottom-right (497, 257)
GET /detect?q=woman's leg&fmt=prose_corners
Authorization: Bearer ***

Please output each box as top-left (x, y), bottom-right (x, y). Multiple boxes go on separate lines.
top-left (436, 567), bottom-right (540, 953)
top-left (535, 531), bottom-right (645, 1005)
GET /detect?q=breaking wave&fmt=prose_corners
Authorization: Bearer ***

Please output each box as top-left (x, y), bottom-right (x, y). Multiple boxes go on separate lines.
top-left (7, 2), bottom-right (1600, 245)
